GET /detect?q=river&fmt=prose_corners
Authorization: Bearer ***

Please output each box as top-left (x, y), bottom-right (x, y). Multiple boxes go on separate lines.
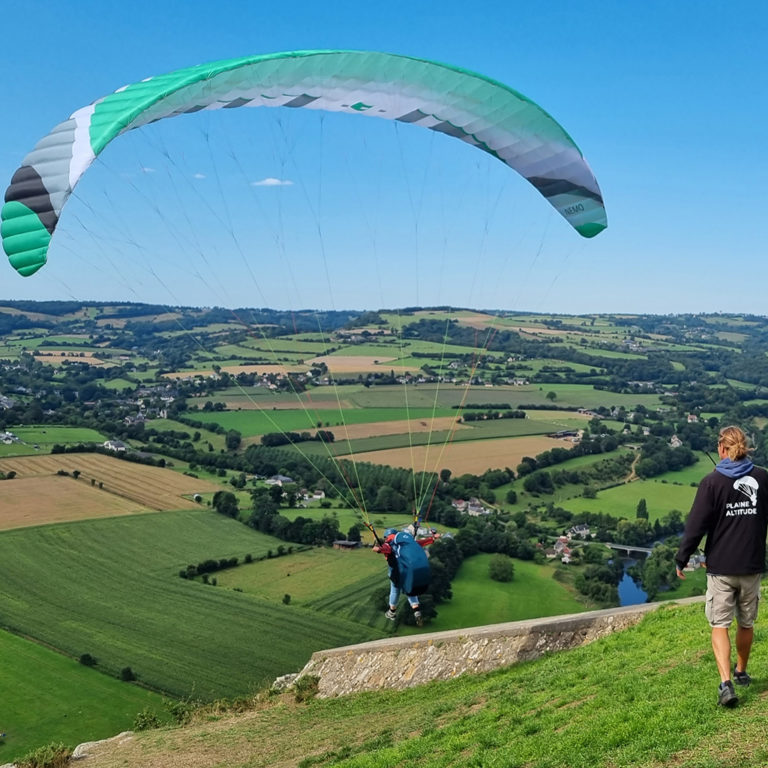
top-left (616, 557), bottom-right (648, 606)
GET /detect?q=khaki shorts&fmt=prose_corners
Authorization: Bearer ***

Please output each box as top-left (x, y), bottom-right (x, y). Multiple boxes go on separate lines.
top-left (705, 573), bottom-right (762, 628)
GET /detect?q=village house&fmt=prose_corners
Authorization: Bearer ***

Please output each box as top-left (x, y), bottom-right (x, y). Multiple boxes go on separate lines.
top-left (103, 439), bottom-right (127, 452)
top-left (567, 524), bottom-right (591, 540)
top-left (466, 497), bottom-right (490, 516)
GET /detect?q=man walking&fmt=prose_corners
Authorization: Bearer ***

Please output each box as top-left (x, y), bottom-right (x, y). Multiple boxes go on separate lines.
top-left (676, 426), bottom-right (768, 707)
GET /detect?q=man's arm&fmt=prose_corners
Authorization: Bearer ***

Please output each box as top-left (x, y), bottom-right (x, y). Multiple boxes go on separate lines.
top-left (675, 480), bottom-right (715, 575)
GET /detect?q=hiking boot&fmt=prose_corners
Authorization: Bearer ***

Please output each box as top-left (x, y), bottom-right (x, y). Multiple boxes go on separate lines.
top-left (733, 665), bottom-right (751, 686)
top-left (717, 680), bottom-right (739, 707)
top-left (413, 610), bottom-right (423, 626)
top-left (385, 608), bottom-right (397, 621)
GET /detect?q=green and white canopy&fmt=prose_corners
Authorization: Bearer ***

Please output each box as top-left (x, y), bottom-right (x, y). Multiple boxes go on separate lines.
top-left (2, 49), bottom-right (606, 277)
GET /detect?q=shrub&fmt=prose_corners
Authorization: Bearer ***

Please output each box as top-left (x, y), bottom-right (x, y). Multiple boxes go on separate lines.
top-left (119, 666), bottom-right (136, 682)
top-left (17, 743), bottom-right (72, 768)
top-left (133, 709), bottom-right (160, 731)
top-left (283, 593), bottom-right (291, 605)
top-left (293, 674), bottom-right (320, 703)
top-left (78, 653), bottom-right (96, 667)
top-left (164, 697), bottom-right (197, 725)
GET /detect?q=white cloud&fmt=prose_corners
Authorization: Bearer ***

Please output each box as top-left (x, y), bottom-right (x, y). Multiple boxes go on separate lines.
top-left (193, 173), bottom-right (206, 179)
top-left (141, 166), bottom-right (156, 174)
top-left (251, 177), bottom-right (293, 187)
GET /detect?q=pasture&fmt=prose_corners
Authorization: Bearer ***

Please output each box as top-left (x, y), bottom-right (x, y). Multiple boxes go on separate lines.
top-left (0, 629), bottom-right (168, 763)
top-left (425, 554), bottom-right (587, 629)
top-left (0, 510), bottom-right (383, 700)
top-left (215, 546), bottom-right (382, 605)
top-left (0, 453), bottom-right (220, 512)
top-left (0, 425), bottom-right (106, 452)
top-left (191, 406), bottom-right (458, 436)
top-left (566, 478), bottom-right (699, 523)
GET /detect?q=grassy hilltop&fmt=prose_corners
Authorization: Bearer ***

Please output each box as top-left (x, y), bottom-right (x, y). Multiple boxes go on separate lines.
top-left (67, 599), bottom-right (768, 768)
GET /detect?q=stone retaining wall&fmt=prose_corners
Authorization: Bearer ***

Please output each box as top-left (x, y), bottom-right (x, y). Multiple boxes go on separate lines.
top-left (301, 597), bottom-right (704, 698)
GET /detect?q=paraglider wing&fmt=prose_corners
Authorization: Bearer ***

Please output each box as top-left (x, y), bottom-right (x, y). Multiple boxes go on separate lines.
top-left (2, 49), bottom-right (606, 277)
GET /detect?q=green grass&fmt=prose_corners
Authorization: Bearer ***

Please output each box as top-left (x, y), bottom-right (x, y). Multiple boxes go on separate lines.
top-left (190, 407), bottom-right (457, 436)
top-left (144, 417), bottom-right (227, 451)
top-left (0, 511), bottom-right (384, 701)
top-left (0, 425), bottom-right (106, 455)
top-left (0, 629), bottom-right (169, 763)
top-left (86, 596), bottom-right (768, 768)
top-left (429, 554), bottom-right (587, 628)
top-left (564, 478), bottom-right (698, 522)
top-left (216, 547), bottom-right (382, 605)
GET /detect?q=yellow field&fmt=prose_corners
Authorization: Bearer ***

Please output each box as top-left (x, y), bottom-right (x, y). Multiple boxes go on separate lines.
top-left (336, 435), bottom-right (574, 475)
top-left (0, 475), bottom-right (156, 530)
top-left (0, 454), bottom-right (221, 522)
top-left (307, 355), bottom-right (418, 373)
top-left (34, 351), bottom-right (108, 366)
top-left (162, 363), bottom-right (300, 379)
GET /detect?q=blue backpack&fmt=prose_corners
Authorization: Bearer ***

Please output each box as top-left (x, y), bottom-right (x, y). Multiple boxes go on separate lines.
top-left (391, 531), bottom-right (431, 596)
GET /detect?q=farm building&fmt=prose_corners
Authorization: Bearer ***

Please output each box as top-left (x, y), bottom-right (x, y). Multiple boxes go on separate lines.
top-left (333, 540), bottom-right (362, 550)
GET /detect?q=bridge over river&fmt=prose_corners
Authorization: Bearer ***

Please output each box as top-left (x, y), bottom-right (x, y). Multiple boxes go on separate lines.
top-left (605, 542), bottom-right (655, 557)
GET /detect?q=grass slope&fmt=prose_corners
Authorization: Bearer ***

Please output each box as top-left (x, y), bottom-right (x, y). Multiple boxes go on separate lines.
top-left (78, 598), bottom-right (768, 768)
top-left (0, 629), bottom-right (168, 764)
top-left (0, 511), bottom-right (383, 701)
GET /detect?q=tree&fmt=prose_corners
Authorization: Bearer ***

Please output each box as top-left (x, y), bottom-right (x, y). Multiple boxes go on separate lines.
top-left (269, 484), bottom-right (285, 505)
top-left (636, 498), bottom-right (648, 519)
top-left (546, 391), bottom-right (557, 402)
top-left (488, 554), bottom-right (515, 582)
top-left (347, 524), bottom-right (362, 542)
top-left (212, 490), bottom-right (239, 518)
top-left (225, 429), bottom-right (242, 451)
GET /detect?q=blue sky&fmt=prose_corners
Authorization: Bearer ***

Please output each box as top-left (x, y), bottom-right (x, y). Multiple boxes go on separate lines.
top-left (1, 0), bottom-right (766, 315)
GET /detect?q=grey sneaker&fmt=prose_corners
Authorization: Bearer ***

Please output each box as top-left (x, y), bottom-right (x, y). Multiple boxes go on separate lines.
top-left (413, 610), bottom-right (423, 626)
top-left (718, 680), bottom-right (739, 707)
top-left (733, 665), bottom-right (751, 686)
top-left (385, 608), bottom-right (397, 621)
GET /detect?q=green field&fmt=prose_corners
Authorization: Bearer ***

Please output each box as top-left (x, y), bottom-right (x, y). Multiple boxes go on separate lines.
top-left (0, 511), bottom-right (383, 701)
top-left (216, 546), bottom-right (383, 609)
top-left (429, 554), bottom-right (587, 628)
top-left (564, 478), bottom-right (698, 522)
top-left (0, 629), bottom-right (169, 763)
top-left (191, 406), bottom-right (457, 436)
top-left (0, 425), bottom-right (107, 456)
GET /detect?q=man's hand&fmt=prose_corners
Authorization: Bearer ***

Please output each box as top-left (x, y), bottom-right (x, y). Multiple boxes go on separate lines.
top-left (676, 566), bottom-right (686, 580)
